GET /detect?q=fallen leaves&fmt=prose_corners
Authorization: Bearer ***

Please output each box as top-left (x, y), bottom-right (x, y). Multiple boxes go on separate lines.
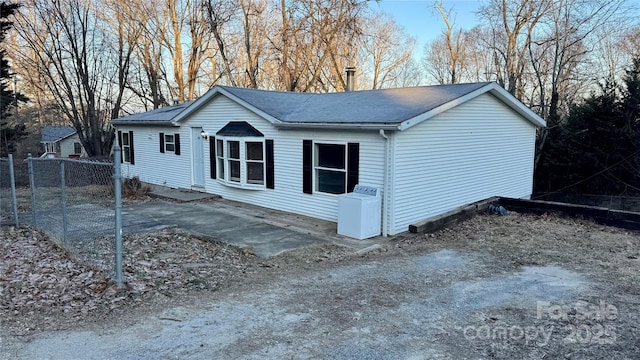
top-left (0, 226), bottom-right (257, 335)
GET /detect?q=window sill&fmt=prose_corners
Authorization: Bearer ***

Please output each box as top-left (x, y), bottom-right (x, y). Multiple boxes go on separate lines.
top-left (217, 179), bottom-right (265, 191)
top-left (313, 191), bottom-right (343, 197)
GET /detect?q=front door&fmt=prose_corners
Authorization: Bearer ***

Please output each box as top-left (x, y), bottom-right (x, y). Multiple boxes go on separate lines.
top-left (191, 127), bottom-right (205, 187)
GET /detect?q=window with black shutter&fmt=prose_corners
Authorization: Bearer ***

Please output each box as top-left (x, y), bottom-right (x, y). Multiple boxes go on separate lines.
top-left (119, 130), bottom-right (135, 164)
top-left (160, 133), bottom-right (180, 155)
top-left (303, 140), bottom-right (359, 195)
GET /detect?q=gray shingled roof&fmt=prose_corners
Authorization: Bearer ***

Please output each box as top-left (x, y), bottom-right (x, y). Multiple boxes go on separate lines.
top-left (111, 102), bottom-right (193, 125)
top-left (218, 82), bottom-right (492, 124)
top-left (111, 82), bottom-right (546, 129)
top-left (41, 126), bottom-right (76, 143)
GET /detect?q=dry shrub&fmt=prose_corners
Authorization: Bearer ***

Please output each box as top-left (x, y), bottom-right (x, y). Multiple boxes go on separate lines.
top-left (122, 177), bottom-right (151, 199)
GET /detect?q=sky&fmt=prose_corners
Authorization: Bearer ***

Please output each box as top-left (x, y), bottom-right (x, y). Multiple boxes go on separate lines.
top-left (370, 0), bottom-right (483, 52)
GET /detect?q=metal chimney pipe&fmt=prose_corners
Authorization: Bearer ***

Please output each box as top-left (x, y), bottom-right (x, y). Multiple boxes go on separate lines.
top-left (345, 67), bottom-right (356, 92)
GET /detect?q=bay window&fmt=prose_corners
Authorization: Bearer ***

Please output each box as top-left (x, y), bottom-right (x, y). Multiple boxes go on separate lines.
top-left (216, 137), bottom-right (265, 188)
top-left (211, 121), bottom-right (273, 190)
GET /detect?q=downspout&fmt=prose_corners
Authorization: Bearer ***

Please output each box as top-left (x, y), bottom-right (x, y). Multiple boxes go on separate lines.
top-left (379, 129), bottom-right (390, 236)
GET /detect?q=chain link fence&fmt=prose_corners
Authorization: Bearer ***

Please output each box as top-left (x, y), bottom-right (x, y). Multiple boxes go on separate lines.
top-left (0, 156), bottom-right (19, 226)
top-left (28, 157), bottom-right (117, 274)
top-left (2, 152), bottom-right (124, 284)
top-left (534, 192), bottom-right (640, 213)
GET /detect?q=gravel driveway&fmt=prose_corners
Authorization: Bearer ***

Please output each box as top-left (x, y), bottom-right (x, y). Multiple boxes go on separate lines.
top-left (3, 250), bottom-right (597, 359)
top-left (2, 212), bottom-right (639, 359)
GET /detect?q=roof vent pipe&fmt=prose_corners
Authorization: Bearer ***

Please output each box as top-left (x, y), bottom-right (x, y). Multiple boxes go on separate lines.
top-left (173, 98), bottom-right (180, 106)
top-left (345, 67), bottom-right (356, 92)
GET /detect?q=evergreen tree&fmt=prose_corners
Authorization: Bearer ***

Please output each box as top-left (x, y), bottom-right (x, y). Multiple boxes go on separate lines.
top-left (535, 58), bottom-right (640, 195)
top-left (622, 57), bottom-right (640, 135)
top-left (0, 1), bottom-right (27, 157)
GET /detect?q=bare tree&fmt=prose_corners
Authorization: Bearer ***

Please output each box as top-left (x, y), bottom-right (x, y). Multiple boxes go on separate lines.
top-left (238, 0), bottom-right (269, 88)
top-left (424, 4), bottom-right (499, 85)
top-left (479, 0), bottom-right (552, 98)
top-left (359, 14), bottom-right (415, 89)
top-left (133, 1), bottom-right (171, 109)
top-left (620, 27), bottom-right (640, 60)
top-left (13, 0), bottom-right (117, 157)
top-left (464, 27), bottom-right (497, 83)
top-left (433, 0), bottom-right (465, 84)
top-left (527, 0), bottom-right (626, 170)
top-left (530, 0), bottom-right (623, 122)
top-left (163, 0), bottom-right (212, 101)
top-left (423, 36), bottom-right (457, 85)
top-left (271, 0), bottom-right (367, 92)
top-left (204, 0), bottom-right (238, 87)
top-left (99, 0), bottom-right (144, 119)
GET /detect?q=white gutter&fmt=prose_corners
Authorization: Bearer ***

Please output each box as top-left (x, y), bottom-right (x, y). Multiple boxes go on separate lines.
top-left (111, 121), bottom-right (177, 127)
top-left (379, 129), bottom-right (391, 237)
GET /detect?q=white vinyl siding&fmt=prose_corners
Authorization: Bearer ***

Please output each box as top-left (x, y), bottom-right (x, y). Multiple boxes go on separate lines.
top-left (119, 126), bottom-right (191, 188)
top-left (180, 95), bottom-right (385, 222)
top-left (58, 134), bottom-right (86, 158)
top-left (391, 93), bottom-right (537, 235)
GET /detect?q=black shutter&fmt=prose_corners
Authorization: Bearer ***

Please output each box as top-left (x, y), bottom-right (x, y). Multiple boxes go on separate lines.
top-left (174, 134), bottom-right (180, 155)
top-left (117, 130), bottom-right (123, 162)
top-left (266, 139), bottom-right (274, 189)
top-left (159, 132), bottom-right (165, 153)
top-left (347, 142), bottom-right (359, 193)
top-left (129, 130), bottom-right (135, 165)
top-left (302, 140), bottom-right (312, 194)
top-left (209, 136), bottom-right (216, 179)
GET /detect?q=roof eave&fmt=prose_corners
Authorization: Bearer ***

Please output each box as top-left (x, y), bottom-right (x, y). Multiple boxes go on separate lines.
top-left (486, 84), bottom-right (547, 127)
top-left (111, 120), bottom-right (177, 127)
top-left (273, 122), bottom-right (400, 131)
top-left (41, 132), bottom-right (77, 143)
top-left (59, 132), bottom-right (77, 141)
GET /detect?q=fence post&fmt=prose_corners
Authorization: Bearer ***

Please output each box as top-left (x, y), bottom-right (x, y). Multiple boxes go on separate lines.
top-left (60, 160), bottom-right (68, 246)
top-left (27, 153), bottom-right (36, 227)
top-left (8, 154), bottom-right (19, 227)
top-left (113, 145), bottom-right (123, 289)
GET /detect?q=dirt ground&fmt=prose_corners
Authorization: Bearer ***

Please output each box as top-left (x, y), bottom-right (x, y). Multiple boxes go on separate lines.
top-left (1, 211), bottom-right (639, 359)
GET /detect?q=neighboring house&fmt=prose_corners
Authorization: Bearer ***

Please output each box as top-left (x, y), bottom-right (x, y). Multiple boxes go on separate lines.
top-left (111, 82), bottom-right (546, 236)
top-left (40, 126), bottom-right (87, 158)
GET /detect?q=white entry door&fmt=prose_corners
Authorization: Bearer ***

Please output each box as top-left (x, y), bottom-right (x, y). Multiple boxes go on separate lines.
top-left (191, 127), bottom-right (205, 187)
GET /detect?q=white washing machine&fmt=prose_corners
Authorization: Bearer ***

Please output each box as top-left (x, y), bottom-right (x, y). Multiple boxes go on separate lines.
top-left (337, 185), bottom-right (381, 239)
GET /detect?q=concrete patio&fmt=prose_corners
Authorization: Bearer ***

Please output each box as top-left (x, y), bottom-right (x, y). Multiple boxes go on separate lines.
top-left (125, 186), bottom-right (386, 257)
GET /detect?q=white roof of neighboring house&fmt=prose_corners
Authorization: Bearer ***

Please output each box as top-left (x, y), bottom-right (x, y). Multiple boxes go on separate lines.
top-left (40, 126), bottom-right (76, 143)
top-left (111, 83), bottom-right (546, 130)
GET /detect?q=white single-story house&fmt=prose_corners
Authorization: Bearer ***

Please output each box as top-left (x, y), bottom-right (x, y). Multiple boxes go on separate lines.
top-left (111, 82), bottom-right (545, 236)
top-left (41, 126), bottom-right (87, 158)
